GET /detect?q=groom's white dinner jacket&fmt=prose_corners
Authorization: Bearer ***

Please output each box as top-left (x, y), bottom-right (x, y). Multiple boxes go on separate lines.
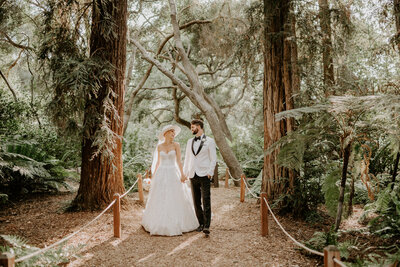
top-left (183, 134), bottom-right (217, 179)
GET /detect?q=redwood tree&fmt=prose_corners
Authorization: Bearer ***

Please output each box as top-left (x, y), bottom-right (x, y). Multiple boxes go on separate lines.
top-left (318, 0), bottom-right (335, 94)
top-left (73, 0), bottom-right (127, 210)
top-left (392, 0), bottom-right (400, 187)
top-left (262, 0), bottom-right (295, 199)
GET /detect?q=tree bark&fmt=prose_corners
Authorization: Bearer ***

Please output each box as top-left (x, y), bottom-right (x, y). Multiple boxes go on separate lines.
top-left (262, 0), bottom-right (295, 199)
top-left (335, 142), bottom-right (352, 231)
top-left (73, 0), bottom-right (127, 210)
top-left (395, 0), bottom-right (400, 52)
top-left (392, 151), bottom-right (400, 189)
top-left (318, 0), bottom-right (335, 95)
top-left (290, 9), bottom-right (300, 95)
top-left (347, 175), bottom-right (354, 217)
top-left (0, 70), bottom-right (18, 102)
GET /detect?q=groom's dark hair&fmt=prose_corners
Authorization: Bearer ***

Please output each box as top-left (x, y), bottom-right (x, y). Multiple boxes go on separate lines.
top-left (191, 119), bottom-right (204, 129)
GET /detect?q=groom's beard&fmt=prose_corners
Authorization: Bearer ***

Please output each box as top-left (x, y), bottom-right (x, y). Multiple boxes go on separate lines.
top-left (192, 129), bottom-right (198, 135)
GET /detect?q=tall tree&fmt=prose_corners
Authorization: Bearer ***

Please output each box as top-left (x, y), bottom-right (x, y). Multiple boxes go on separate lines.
top-left (318, 0), bottom-right (335, 95)
top-left (73, 0), bottom-right (127, 210)
top-left (392, 0), bottom-right (400, 187)
top-left (262, 0), bottom-right (295, 199)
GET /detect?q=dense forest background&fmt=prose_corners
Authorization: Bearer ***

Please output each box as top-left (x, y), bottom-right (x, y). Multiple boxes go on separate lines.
top-left (1, 0), bottom-right (400, 265)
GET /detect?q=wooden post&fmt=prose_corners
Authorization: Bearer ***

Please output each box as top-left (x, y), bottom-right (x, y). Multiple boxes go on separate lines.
top-left (145, 169), bottom-right (149, 179)
top-left (261, 192), bottom-right (269, 236)
top-left (0, 253), bottom-right (15, 267)
top-left (225, 168), bottom-right (229, 188)
top-left (137, 173), bottom-right (144, 203)
top-left (113, 193), bottom-right (121, 238)
top-left (324, 245), bottom-right (340, 267)
top-left (240, 174), bottom-right (245, 202)
top-left (213, 162), bottom-right (219, 188)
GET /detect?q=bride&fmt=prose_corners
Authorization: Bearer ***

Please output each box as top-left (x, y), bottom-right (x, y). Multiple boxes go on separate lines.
top-left (141, 125), bottom-right (199, 236)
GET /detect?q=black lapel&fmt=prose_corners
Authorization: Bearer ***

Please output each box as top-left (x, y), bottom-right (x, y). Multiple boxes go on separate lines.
top-left (195, 135), bottom-right (206, 156)
top-left (191, 138), bottom-right (196, 156)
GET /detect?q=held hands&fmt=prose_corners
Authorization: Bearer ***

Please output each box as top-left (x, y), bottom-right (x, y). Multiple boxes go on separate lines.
top-left (180, 175), bottom-right (187, 183)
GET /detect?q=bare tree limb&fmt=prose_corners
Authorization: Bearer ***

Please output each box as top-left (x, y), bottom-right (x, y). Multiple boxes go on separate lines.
top-left (172, 87), bottom-right (191, 129)
top-left (0, 30), bottom-right (34, 51)
top-left (0, 70), bottom-right (18, 102)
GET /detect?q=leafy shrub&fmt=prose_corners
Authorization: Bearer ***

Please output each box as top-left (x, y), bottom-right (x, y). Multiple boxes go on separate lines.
top-left (0, 141), bottom-right (73, 196)
top-left (0, 234), bottom-right (81, 267)
top-left (364, 183), bottom-right (400, 238)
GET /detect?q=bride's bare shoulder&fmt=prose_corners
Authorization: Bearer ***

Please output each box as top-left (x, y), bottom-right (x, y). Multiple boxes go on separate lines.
top-left (174, 142), bottom-right (180, 148)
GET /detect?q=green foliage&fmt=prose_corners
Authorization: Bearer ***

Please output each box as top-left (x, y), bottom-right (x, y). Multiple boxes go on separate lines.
top-left (0, 234), bottom-right (82, 267)
top-left (349, 246), bottom-right (400, 267)
top-left (247, 170), bottom-right (262, 198)
top-left (322, 167), bottom-right (341, 217)
top-left (305, 228), bottom-right (338, 252)
top-left (0, 140), bottom-right (74, 196)
top-left (362, 184), bottom-right (400, 238)
top-left (0, 90), bottom-right (29, 135)
top-left (0, 193), bottom-right (8, 204)
top-left (122, 124), bottom-right (159, 188)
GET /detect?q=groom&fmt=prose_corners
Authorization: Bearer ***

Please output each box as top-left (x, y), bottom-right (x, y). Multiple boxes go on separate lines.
top-left (183, 119), bottom-right (217, 236)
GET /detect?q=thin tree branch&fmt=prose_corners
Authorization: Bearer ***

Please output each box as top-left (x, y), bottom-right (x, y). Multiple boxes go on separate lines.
top-left (0, 70), bottom-right (18, 101)
top-left (0, 30), bottom-right (34, 50)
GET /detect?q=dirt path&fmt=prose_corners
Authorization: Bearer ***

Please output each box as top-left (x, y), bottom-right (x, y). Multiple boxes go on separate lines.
top-left (69, 187), bottom-right (321, 266)
top-left (1, 187), bottom-right (322, 266)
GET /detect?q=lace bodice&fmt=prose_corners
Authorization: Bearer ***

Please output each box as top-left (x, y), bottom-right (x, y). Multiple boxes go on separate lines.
top-left (159, 150), bottom-right (176, 167)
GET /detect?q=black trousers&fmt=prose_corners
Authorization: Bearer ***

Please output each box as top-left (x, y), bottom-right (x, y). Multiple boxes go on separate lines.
top-left (190, 173), bottom-right (211, 228)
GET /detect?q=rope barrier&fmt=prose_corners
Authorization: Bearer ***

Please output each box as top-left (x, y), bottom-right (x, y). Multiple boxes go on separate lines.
top-left (333, 257), bottom-right (347, 267)
top-left (239, 173), bottom-right (348, 266)
top-left (242, 176), bottom-right (260, 199)
top-left (262, 197), bottom-right (324, 257)
top-left (120, 177), bottom-right (140, 198)
top-left (15, 199), bottom-right (116, 263)
top-left (14, 171), bottom-right (146, 263)
top-left (226, 168), bottom-right (241, 181)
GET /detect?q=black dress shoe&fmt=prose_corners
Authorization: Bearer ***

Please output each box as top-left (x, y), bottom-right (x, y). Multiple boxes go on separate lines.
top-left (203, 228), bottom-right (210, 235)
top-left (196, 225), bottom-right (204, 232)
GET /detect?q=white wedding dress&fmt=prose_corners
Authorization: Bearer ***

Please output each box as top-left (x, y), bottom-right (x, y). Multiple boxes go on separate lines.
top-left (141, 150), bottom-right (199, 236)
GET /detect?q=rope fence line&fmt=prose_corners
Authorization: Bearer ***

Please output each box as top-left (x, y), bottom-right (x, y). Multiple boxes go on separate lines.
top-left (333, 257), bottom-right (347, 267)
top-left (15, 199), bottom-right (117, 263)
top-left (2, 170), bottom-right (148, 266)
top-left (120, 176), bottom-right (139, 198)
top-left (236, 170), bottom-right (347, 267)
top-left (226, 168), bottom-right (241, 182)
top-left (262, 197), bottom-right (324, 257)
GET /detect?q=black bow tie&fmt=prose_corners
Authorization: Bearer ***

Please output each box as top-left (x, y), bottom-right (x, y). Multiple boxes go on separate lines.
top-left (194, 136), bottom-right (201, 141)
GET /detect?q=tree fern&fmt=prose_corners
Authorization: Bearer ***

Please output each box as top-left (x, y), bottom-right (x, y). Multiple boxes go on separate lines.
top-left (322, 167), bottom-right (341, 217)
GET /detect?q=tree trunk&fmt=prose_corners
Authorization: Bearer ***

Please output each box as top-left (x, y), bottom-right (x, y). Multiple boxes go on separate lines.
top-left (335, 142), bottom-right (352, 231)
top-left (395, 0), bottom-right (400, 52)
top-left (392, 151), bottom-right (400, 189)
top-left (318, 0), bottom-right (335, 95)
top-left (262, 0), bottom-right (295, 199)
top-left (73, 0), bottom-right (127, 210)
top-left (347, 175), bottom-right (354, 217)
top-left (290, 6), bottom-right (300, 95)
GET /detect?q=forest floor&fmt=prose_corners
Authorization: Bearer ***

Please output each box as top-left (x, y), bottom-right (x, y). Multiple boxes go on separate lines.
top-left (0, 183), bottom-right (397, 266)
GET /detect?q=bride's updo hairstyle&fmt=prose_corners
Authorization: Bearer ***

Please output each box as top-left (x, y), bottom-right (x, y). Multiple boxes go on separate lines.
top-left (191, 119), bottom-right (204, 129)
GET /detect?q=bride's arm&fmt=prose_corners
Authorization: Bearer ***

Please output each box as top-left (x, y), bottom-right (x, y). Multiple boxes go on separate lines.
top-left (153, 146), bottom-right (161, 175)
top-left (175, 143), bottom-right (186, 181)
